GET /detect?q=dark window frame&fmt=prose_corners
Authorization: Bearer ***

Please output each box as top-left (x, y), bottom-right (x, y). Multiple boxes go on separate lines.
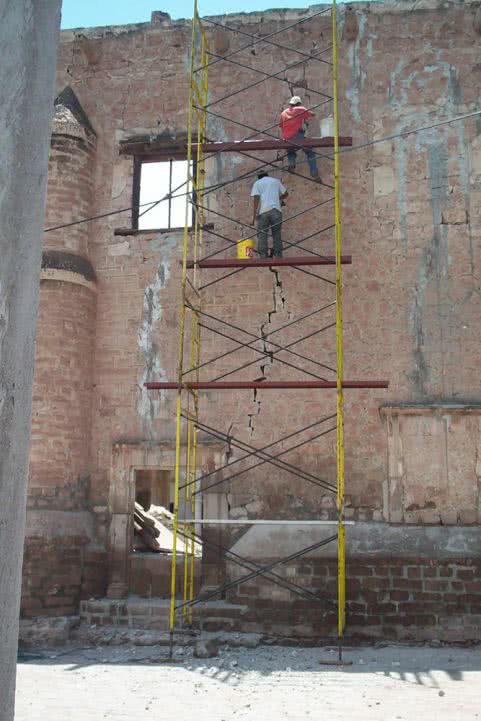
top-left (132, 152), bottom-right (195, 232)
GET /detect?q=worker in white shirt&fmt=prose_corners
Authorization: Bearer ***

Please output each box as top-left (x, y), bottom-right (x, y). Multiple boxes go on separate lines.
top-left (250, 172), bottom-right (288, 258)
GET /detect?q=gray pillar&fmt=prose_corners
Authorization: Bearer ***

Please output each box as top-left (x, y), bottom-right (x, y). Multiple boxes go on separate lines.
top-left (0, 2), bottom-right (61, 719)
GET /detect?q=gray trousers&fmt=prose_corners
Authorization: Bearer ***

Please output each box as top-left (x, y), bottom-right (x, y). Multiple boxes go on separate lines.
top-left (257, 208), bottom-right (282, 257)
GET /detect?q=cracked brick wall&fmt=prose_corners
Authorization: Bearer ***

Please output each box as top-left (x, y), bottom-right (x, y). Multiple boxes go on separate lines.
top-left (23, 1), bottom-right (481, 633)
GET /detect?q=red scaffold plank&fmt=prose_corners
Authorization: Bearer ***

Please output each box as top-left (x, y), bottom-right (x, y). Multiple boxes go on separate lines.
top-left (119, 136), bottom-right (352, 157)
top-left (196, 137), bottom-right (353, 153)
top-left (185, 255), bottom-right (352, 269)
top-left (145, 381), bottom-right (389, 390)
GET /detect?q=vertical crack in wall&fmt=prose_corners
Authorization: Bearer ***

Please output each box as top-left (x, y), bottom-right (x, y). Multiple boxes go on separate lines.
top-left (475, 442), bottom-right (481, 524)
top-left (344, 12), bottom-right (367, 125)
top-left (247, 269), bottom-right (290, 437)
top-left (448, 62), bottom-right (477, 278)
top-left (442, 415), bottom-right (451, 520)
top-left (137, 260), bottom-right (170, 427)
top-left (0, 280), bottom-right (8, 419)
top-left (395, 138), bottom-right (409, 254)
top-left (247, 388), bottom-right (261, 437)
top-left (120, 77), bottom-right (133, 131)
top-left (409, 142), bottom-right (449, 397)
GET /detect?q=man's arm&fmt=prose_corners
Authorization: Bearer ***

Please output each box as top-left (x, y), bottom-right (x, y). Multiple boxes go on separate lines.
top-left (252, 195), bottom-right (260, 226)
top-left (299, 106), bottom-right (315, 129)
top-left (300, 106), bottom-right (315, 119)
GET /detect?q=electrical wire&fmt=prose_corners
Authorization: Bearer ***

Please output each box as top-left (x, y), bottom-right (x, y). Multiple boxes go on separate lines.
top-left (341, 109), bottom-right (481, 154)
top-left (43, 108), bottom-right (481, 234)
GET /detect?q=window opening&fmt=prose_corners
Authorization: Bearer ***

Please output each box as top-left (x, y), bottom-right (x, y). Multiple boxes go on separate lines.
top-left (134, 159), bottom-right (193, 231)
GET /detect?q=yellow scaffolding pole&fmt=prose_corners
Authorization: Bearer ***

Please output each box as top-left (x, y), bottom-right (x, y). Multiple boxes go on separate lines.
top-left (189, 32), bottom-right (209, 623)
top-left (165, 0), bottom-right (350, 652)
top-left (169, 0), bottom-right (209, 649)
top-left (332, 0), bottom-right (346, 647)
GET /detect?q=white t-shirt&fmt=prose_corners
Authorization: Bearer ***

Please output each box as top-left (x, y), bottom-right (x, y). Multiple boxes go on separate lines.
top-left (250, 176), bottom-right (286, 215)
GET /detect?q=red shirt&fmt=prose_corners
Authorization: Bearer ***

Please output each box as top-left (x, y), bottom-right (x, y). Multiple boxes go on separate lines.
top-left (279, 106), bottom-right (314, 140)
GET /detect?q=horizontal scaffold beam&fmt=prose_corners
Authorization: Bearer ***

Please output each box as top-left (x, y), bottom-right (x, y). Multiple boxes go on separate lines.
top-left (177, 519), bottom-right (355, 525)
top-left (195, 137), bottom-right (353, 153)
top-left (119, 136), bottom-right (352, 157)
top-left (185, 255), bottom-right (352, 268)
top-left (120, 136), bottom-right (352, 158)
top-left (146, 380), bottom-right (389, 390)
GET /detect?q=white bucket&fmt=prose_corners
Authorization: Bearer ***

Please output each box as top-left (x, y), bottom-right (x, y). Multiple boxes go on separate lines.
top-left (320, 116), bottom-right (335, 137)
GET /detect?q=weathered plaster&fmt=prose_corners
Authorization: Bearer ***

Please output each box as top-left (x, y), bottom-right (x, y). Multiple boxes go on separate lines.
top-left (137, 252), bottom-right (172, 424)
top-left (231, 521), bottom-right (481, 559)
top-left (0, 3), bottom-right (61, 718)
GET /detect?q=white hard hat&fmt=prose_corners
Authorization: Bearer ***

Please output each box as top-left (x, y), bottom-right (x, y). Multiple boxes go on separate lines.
top-left (289, 95), bottom-right (302, 105)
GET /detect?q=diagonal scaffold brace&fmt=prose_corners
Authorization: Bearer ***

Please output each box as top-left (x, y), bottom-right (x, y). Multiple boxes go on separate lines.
top-left (145, 0), bottom-right (388, 662)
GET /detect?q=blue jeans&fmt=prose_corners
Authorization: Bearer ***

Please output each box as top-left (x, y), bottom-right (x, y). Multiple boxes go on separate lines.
top-left (287, 130), bottom-right (319, 178)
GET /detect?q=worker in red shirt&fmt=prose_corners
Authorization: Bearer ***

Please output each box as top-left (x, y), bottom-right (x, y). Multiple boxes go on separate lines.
top-left (279, 96), bottom-right (321, 182)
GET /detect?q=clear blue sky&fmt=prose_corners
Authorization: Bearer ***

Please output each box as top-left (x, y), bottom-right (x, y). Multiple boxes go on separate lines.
top-left (61, 0), bottom-right (334, 27)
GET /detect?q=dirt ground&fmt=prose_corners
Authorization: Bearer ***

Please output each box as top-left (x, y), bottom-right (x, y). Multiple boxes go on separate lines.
top-left (15, 643), bottom-right (481, 720)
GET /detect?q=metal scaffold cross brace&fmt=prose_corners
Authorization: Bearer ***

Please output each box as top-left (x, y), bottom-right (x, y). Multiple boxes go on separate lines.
top-left (144, 0), bottom-right (388, 659)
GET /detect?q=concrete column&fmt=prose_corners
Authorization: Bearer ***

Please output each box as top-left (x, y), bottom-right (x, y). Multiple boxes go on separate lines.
top-left (0, 2), bottom-right (61, 720)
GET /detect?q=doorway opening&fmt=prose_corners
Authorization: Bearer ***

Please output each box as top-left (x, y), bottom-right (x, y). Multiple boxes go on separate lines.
top-left (132, 468), bottom-right (202, 556)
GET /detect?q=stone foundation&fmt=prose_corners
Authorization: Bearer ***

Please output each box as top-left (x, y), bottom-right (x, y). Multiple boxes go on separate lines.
top-left (80, 598), bottom-right (248, 633)
top-left (75, 557), bottom-right (481, 643)
top-left (226, 558), bottom-right (481, 642)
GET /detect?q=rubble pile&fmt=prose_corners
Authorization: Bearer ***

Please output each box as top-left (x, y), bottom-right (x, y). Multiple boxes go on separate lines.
top-left (133, 502), bottom-right (201, 555)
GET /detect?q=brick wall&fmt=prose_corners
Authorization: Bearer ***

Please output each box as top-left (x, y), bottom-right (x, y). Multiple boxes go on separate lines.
top-left (29, 281), bottom-right (96, 509)
top-left (49, 1), bottom-right (481, 520)
top-left (226, 558), bottom-right (481, 642)
top-left (21, 94), bottom-right (100, 617)
top-left (21, 539), bottom-right (107, 618)
top-left (77, 557), bottom-right (481, 642)
top-left (44, 128), bottom-right (95, 256)
top-left (22, 2), bottom-right (481, 629)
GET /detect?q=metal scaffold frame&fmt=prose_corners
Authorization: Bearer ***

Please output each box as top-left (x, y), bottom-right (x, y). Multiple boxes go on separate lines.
top-left (169, 8), bottom-right (209, 631)
top-left (146, 0), bottom-right (388, 657)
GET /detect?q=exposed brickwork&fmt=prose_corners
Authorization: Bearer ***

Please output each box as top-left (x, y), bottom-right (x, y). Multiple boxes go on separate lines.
top-left (21, 2), bottom-right (481, 634)
top-left (79, 598), bottom-right (247, 632)
top-left (78, 557), bottom-right (481, 642)
top-left (226, 558), bottom-right (481, 641)
top-left (22, 89), bottom-right (99, 617)
top-left (129, 554), bottom-right (201, 598)
top-left (43, 122), bottom-right (95, 256)
top-left (49, 2), bottom-right (481, 524)
top-left (21, 539), bottom-right (107, 618)
top-left (29, 281), bottom-right (96, 510)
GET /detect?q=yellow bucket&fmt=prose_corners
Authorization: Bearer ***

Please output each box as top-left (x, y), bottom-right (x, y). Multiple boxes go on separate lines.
top-left (237, 238), bottom-right (255, 259)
